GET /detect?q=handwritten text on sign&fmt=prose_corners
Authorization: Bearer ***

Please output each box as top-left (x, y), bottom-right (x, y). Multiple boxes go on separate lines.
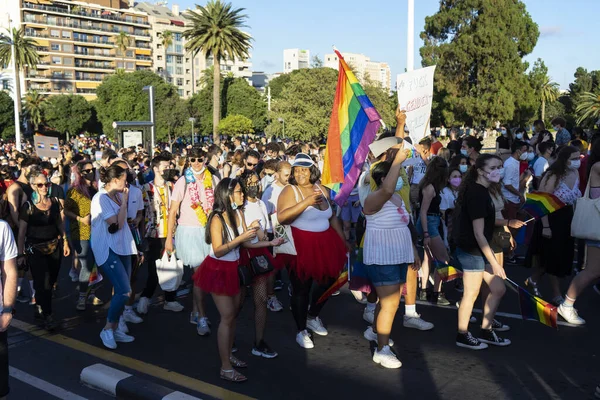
top-left (396, 65), bottom-right (436, 142)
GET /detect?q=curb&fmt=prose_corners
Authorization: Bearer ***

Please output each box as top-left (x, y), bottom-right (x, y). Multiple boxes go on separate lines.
top-left (81, 363), bottom-right (203, 399)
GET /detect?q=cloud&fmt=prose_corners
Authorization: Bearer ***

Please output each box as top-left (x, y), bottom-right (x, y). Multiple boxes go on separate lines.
top-left (260, 60), bottom-right (276, 69)
top-left (540, 25), bottom-right (562, 37)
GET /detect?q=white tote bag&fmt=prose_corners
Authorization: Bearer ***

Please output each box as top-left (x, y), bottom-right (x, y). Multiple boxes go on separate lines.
top-left (272, 213), bottom-right (297, 255)
top-left (571, 180), bottom-right (600, 241)
top-left (156, 252), bottom-right (184, 292)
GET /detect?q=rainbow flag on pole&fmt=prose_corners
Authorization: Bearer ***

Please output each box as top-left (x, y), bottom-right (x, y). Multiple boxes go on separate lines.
top-left (322, 49), bottom-right (381, 206)
top-left (516, 283), bottom-right (558, 328)
top-left (522, 192), bottom-right (566, 219)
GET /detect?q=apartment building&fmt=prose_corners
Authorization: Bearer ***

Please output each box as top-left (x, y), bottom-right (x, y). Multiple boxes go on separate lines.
top-left (324, 52), bottom-right (391, 91)
top-left (283, 48), bottom-right (309, 73)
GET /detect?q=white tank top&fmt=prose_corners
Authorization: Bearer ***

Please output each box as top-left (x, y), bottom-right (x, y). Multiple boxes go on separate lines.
top-left (289, 185), bottom-right (332, 232)
top-left (209, 210), bottom-right (243, 262)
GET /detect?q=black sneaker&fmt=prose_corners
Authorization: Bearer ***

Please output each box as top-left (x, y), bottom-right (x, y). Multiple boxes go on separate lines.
top-left (491, 319), bottom-right (510, 332)
top-left (435, 292), bottom-right (451, 306)
top-left (478, 329), bottom-right (511, 347)
top-left (418, 291), bottom-right (428, 302)
top-left (44, 315), bottom-right (58, 331)
top-left (274, 280), bottom-right (284, 291)
top-left (251, 340), bottom-right (278, 359)
top-left (456, 331), bottom-right (488, 350)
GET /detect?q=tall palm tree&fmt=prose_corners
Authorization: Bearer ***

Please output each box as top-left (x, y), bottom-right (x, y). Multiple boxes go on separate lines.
top-left (23, 90), bottom-right (46, 131)
top-left (0, 27), bottom-right (40, 116)
top-left (161, 30), bottom-right (173, 77)
top-left (539, 75), bottom-right (559, 122)
top-left (114, 31), bottom-right (131, 70)
top-left (575, 91), bottom-right (600, 126)
top-left (184, 0), bottom-right (251, 143)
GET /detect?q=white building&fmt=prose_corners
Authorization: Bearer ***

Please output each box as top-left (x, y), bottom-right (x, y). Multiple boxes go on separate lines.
top-left (324, 52), bottom-right (391, 91)
top-left (283, 48), bottom-right (310, 73)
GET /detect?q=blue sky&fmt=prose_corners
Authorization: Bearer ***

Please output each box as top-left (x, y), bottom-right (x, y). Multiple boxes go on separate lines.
top-left (176, 0), bottom-right (598, 89)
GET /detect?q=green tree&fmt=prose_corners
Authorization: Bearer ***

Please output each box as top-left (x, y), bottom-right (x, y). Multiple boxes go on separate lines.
top-left (0, 91), bottom-right (15, 139)
top-left (184, 0), bottom-right (252, 144)
top-left (311, 55), bottom-right (323, 68)
top-left (267, 73), bottom-right (292, 99)
top-left (114, 31), bottom-right (131, 70)
top-left (575, 92), bottom-right (600, 126)
top-left (528, 59), bottom-right (560, 123)
top-left (23, 90), bottom-right (46, 131)
top-left (0, 28), bottom-right (40, 117)
top-left (94, 70), bottom-right (178, 138)
top-left (160, 30), bottom-right (173, 77)
top-left (156, 96), bottom-right (190, 144)
top-left (43, 94), bottom-right (91, 140)
top-left (218, 114), bottom-right (253, 136)
top-left (420, 0), bottom-right (539, 126)
top-left (188, 71), bottom-right (234, 135)
top-left (225, 78), bottom-right (267, 132)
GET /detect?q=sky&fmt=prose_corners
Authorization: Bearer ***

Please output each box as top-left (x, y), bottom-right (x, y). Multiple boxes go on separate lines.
top-left (175, 0), bottom-right (599, 90)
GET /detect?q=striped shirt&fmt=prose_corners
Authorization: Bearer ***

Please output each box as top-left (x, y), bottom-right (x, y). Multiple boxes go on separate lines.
top-left (90, 189), bottom-right (137, 266)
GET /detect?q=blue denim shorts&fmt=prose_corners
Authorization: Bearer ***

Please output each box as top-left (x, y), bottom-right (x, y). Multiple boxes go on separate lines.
top-left (365, 263), bottom-right (409, 286)
top-left (455, 248), bottom-right (488, 272)
top-left (416, 214), bottom-right (441, 238)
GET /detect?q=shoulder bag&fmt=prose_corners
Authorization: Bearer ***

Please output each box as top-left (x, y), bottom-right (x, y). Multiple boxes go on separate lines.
top-left (571, 179), bottom-right (600, 240)
top-left (273, 185), bottom-right (299, 256)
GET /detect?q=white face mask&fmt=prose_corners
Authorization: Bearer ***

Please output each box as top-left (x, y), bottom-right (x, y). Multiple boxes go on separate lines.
top-left (516, 133), bottom-right (523, 140)
top-left (570, 159), bottom-right (581, 169)
top-left (519, 152), bottom-right (528, 161)
top-left (527, 152), bottom-right (535, 161)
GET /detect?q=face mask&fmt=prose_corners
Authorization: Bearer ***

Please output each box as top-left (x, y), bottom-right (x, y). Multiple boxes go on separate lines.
top-left (570, 159), bottom-right (581, 169)
top-left (486, 169), bottom-right (502, 183)
top-left (218, 154), bottom-right (225, 164)
top-left (501, 129), bottom-right (507, 135)
top-left (71, 172), bottom-right (76, 183)
top-left (450, 177), bottom-right (462, 187)
top-left (527, 152), bottom-right (535, 161)
top-left (264, 174), bottom-right (275, 186)
top-left (395, 176), bottom-right (404, 192)
top-left (554, 126), bottom-right (560, 131)
top-left (460, 149), bottom-right (468, 156)
top-left (459, 164), bottom-right (468, 173)
top-left (519, 152), bottom-right (528, 161)
top-left (516, 133), bottom-right (523, 140)
top-left (83, 172), bottom-right (95, 182)
top-left (246, 186), bottom-right (259, 198)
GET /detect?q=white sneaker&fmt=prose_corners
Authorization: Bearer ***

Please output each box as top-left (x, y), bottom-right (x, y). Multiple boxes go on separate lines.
top-left (267, 296), bottom-right (283, 312)
top-left (118, 316), bottom-right (129, 334)
top-left (137, 296), bottom-right (150, 315)
top-left (114, 329), bottom-right (135, 343)
top-left (306, 317), bottom-right (328, 336)
top-left (351, 290), bottom-right (368, 305)
top-left (100, 329), bottom-right (117, 349)
top-left (123, 308), bottom-right (143, 324)
top-left (363, 307), bottom-right (375, 324)
top-left (296, 330), bottom-right (314, 349)
top-left (558, 304), bottom-right (586, 325)
top-left (197, 317), bottom-right (211, 336)
top-left (373, 345), bottom-right (402, 369)
top-left (403, 314), bottom-right (434, 331)
top-left (363, 326), bottom-right (394, 346)
top-left (163, 301), bottom-right (184, 312)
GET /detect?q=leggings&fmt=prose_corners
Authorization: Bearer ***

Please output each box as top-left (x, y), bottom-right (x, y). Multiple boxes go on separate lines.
top-left (28, 247), bottom-right (61, 316)
top-left (100, 250), bottom-right (132, 323)
top-left (289, 270), bottom-right (336, 332)
top-left (141, 238), bottom-right (176, 302)
top-left (72, 239), bottom-right (95, 293)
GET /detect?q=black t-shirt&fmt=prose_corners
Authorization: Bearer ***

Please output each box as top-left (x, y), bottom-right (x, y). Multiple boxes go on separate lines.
top-left (455, 183), bottom-right (495, 255)
top-left (496, 135), bottom-right (510, 150)
top-left (447, 140), bottom-right (461, 156)
top-left (49, 183), bottom-right (65, 200)
top-left (19, 199), bottom-right (61, 243)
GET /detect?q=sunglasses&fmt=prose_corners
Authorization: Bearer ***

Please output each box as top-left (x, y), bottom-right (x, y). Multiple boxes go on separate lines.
top-left (82, 168), bottom-right (96, 174)
top-left (246, 162), bottom-right (258, 167)
top-left (189, 158), bottom-right (204, 163)
top-left (35, 182), bottom-right (51, 188)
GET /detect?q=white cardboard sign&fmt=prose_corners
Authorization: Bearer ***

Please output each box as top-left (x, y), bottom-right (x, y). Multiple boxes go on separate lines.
top-left (396, 65), bottom-right (436, 142)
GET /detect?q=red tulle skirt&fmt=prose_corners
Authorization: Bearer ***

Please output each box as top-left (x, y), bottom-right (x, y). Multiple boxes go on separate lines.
top-left (193, 256), bottom-right (240, 296)
top-left (290, 227), bottom-right (347, 283)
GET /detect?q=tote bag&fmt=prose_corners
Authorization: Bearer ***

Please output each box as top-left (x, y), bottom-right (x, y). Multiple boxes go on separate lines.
top-left (156, 252), bottom-right (184, 292)
top-left (571, 180), bottom-right (600, 241)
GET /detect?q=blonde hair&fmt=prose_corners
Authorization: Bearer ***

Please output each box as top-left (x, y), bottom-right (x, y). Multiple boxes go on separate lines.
top-left (437, 148), bottom-right (451, 162)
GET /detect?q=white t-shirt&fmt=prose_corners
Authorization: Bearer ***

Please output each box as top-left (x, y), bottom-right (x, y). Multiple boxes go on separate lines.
top-left (410, 157), bottom-right (427, 185)
top-left (0, 221), bottom-right (17, 313)
top-left (127, 185), bottom-right (144, 220)
top-left (91, 189), bottom-right (137, 266)
top-left (533, 156), bottom-right (549, 178)
top-left (439, 187), bottom-right (458, 211)
top-left (243, 199), bottom-right (269, 233)
top-left (501, 157), bottom-right (521, 204)
top-left (261, 183), bottom-right (285, 233)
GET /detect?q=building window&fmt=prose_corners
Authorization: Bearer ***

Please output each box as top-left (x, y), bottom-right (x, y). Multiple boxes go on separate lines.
top-left (178, 89), bottom-right (183, 96)
top-left (63, 44), bottom-right (72, 52)
top-left (51, 43), bottom-right (60, 51)
top-left (1, 80), bottom-right (8, 91)
top-left (185, 58), bottom-right (189, 63)
top-left (176, 56), bottom-right (182, 64)
top-left (167, 77), bottom-right (172, 83)
top-left (62, 31), bottom-right (71, 38)
top-left (126, 62), bottom-right (134, 70)
top-left (175, 44), bottom-right (182, 53)
top-left (174, 33), bottom-right (182, 41)
top-left (176, 78), bottom-right (183, 86)
top-left (126, 50), bottom-right (134, 57)
top-left (157, 55), bottom-right (162, 61)
top-left (63, 57), bottom-right (72, 65)
top-left (52, 56), bottom-right (61, 64)
top-left (166, 55), bottom-right (173, 64)
top-left (166, 66), bottom-right (173, 74)
top-left (175, 67), bottom-right (182, 75)
top-left (50, 30), bottom-right (60, 38)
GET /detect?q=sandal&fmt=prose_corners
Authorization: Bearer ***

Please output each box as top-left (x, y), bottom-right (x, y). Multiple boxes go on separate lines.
top-left (220, 369), bottom-right (247, 383)
top-left (229, 355), bottom-right (248, 368)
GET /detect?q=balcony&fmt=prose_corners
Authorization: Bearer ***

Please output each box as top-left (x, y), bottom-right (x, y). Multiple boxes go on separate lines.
top-left (23, 14), bottom-right (150, 37)
top-left (23, 2), bottom-right (150, 27)
top-left (136, 55), bottom-right (152, 61)
top-left (75, 61), bottom-right (113, 70)
top-left (73, 36), bottom-right (113, 46)
top-left (75, 75), bottom-right (104, 82)
top-left (25, 30), bottom-right (49, 38)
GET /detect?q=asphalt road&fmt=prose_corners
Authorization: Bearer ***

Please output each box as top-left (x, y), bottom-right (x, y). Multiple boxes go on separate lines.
top-left (6, 254), bottom-right (600, 400)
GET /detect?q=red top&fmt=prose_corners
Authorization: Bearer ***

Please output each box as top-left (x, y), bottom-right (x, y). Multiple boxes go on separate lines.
top-left (579, 155), bottom-right (589, 193)
top-left (430, 141), bottom-right (443, 155)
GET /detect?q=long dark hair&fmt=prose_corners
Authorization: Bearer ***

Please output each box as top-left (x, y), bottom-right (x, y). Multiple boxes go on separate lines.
top-left (456, 154), bottom-right (502, 210)
top-left (72, 160), bottom-right (96, 199)
top-left (205, 178), bottom-right (240, 245)
top-left (541, 146), bottom-right (578, 191)
top-left (587, 133), bottom-right (600, 179)
top-left (419, 156), bottom-right (448, 194)
top-left (239, 169), bottom-right (259, 198)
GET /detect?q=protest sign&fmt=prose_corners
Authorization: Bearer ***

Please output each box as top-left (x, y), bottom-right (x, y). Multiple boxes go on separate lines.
top-left (396, 66), bottom-right (436, 142)
top-left (33, 134), bottom-right (60, 158)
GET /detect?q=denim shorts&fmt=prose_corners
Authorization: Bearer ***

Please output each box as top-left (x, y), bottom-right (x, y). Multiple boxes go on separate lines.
top-left (416, 214), bottom-right (441, 238)
top-left (365, 263), bottom-right (409, 286)
top-left (455, 248), bottom-right (488, 272)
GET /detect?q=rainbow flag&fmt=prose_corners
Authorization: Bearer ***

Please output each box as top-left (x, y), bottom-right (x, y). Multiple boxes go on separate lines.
top-left (522, 192), bottom-right (566, 219)
top-left (517, 284), bottom-right (557, 328)
top-left (317, 270), bottom-right (348, 304)
top-left (322, 50), bottom-right (381, 206)
top-left (436, 265), bottom-right (463, 282)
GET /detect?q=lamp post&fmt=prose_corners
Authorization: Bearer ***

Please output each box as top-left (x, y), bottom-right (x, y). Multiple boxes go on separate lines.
top-left (142, 85), bottom-right (155, 152)
top-left (189, 117), bottom-right (196, 145)
top-left (6, 16), bottom-right (21, 151)
top-left (407, 0), bottom-right (415, 72)
top-left (278, 117), bottom-right (285, 137)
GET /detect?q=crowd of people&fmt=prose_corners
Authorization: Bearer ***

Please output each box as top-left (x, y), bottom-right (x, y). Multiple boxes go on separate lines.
top-left (0, 109), bottom-right (597, 390)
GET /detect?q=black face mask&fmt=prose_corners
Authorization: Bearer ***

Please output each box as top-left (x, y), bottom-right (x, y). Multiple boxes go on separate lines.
top-left (246, 186), bottom-right (259, 198)
top-left (83, 172), bottom-right (95, 182)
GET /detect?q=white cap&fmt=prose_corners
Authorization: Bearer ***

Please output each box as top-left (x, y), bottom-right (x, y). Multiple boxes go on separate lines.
top-left (50, 158), bottom-right (58, 166)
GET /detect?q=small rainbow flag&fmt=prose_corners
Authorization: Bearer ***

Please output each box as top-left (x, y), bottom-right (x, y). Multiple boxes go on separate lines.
top-left (522, 192), bottom-right (566, 219)
top-left (317, 270), bottom-right (348, 304)
top-left (516, 284), bottom-right (557, 328)
top-left (322, 49), bottom-right (381, 206)
top-left (436, 264), bottom-right (463, 282)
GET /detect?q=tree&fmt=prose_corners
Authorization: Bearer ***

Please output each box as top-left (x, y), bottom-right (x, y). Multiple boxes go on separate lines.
top-left (184, 0), bottom-right (252, 143)
top-left (0, 28), bottom-right (40, 118)
top-left (218, 114), bottom-right (253, 136)
top-left (156, 96), bottom-right (190, 144)
top-left (114, 31), bottom-right (131, 70)
top-left (528, 59), bottom-right (559, 123)
top-left (225, 78), bottom-right (267, 132)
top-left (419, 0), bottom-right (539, 126)
top-left (43, 94), bottom-right (91, 140)
top-left (23, 90), bottom-right (46, 131)
top-left (160, 30), bottom-right (173, 77)
top-left (0, 91), bottom-right (15, 139)
top-left (311, 55), bottom-right (323, 68)
top-left (267, 73), bottom-right (292, 99)
top-left (575, 92), bottom-right (600, 126)
top-left (94, 70), bottom-right (178, 138)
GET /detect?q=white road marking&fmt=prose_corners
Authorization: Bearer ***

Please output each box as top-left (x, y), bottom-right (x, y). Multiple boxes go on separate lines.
top-left (10, 366), bottom-right (88, 400)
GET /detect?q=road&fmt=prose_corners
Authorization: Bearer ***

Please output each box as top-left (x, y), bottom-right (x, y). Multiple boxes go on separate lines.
top-left (7, 255), bottom-right (599, 400)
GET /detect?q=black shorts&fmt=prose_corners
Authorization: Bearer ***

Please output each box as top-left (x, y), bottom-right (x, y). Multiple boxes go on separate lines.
top-left (0, 330), bottom-right (9, 397)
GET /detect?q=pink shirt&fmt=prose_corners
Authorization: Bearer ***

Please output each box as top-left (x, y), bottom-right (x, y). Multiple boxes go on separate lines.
top-left (171, 172), bottom-right (219, 227)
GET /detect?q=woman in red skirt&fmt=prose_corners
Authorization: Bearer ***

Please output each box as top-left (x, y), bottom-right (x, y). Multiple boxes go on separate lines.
top-left (277, 153), bottom-right (349, 349)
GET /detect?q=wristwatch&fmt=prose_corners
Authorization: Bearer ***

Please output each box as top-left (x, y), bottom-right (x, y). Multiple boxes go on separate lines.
top-left (1, 307), bottom-right (15, 316)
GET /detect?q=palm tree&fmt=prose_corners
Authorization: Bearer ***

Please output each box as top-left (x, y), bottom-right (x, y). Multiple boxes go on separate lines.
top-left (539, 76), bottom-right (559, 122)
top-left (0, 27), bottom-right (40, 116)
top-left (23, 90), bottom-right (46, 131)
top-left (575, 91), bottom-right (600, 126)
top-left (160, 30), bottom-right (173, 77)
top-left (114, 31), bottom-right (131, 70)
top-left (183, 0), bottom-right (251, 143)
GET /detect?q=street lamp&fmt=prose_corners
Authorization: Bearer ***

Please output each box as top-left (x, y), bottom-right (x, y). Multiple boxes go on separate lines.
top-left (6, 16), bottom-right (21, 151)
top-left (189, 117), bottom-right (196, 145)
top-left (278, 117), bottom-right (285, 137)
top-left (142, 85), bottom-right (155, 151)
